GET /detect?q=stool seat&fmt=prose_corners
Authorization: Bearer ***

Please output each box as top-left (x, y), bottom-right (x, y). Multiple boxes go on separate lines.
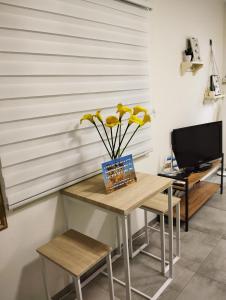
top-left (141, 193), bottom-right (180, 213)
top-left (37, 229), bottom-right (111, 277)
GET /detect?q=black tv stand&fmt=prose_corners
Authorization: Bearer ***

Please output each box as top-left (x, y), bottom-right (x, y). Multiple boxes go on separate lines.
top-left (194, 162), bottom-right (213, 173)
top-left (158, 156), bottom-right (224, 231)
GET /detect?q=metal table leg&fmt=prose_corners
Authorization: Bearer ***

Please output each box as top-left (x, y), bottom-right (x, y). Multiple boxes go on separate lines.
top-left (176, 202), bottom-right (181, 258)
top-left (40, 257), bottom-right (52, 300)
top-left (160, 214), bottom-right (166, 275)
top-left (116, 216), bottom-right (122, 256)
top-left (128, 215), bottom-right (133, 259)
top-left (74, 277), bottom-right (83, 300)
top-left (121, 215), bottom-right (132, 300)
top-left (185, 179), bottom-right (189, 232)
top-left (167, 186), bottom-right (173, 279)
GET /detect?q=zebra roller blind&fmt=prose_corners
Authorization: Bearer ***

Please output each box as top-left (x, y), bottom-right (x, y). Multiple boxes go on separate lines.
top-left (0, 0), bottom-right (152, 209)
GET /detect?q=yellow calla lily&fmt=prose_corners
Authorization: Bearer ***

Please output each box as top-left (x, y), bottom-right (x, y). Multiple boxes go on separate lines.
top-left (117, 103), bottom-right (132, 118)
top-left (141, 113), bottom-right (151, 126)
top-left (94, 110), bottom-right (103, 123)
top-left (105, 116), bottom-right (120, 128)
top-left (133, 105), bottom-right (148, 115)
top-left (128, 114), bottom-right (144, 126)
top-left (80, 113), bottom-right (94, 124)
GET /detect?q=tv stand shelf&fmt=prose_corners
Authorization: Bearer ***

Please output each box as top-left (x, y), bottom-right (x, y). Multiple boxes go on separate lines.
top-left (180, 181), bottom-right (219, 221)
top-left (187, 160), bottom-right (220, 188)
top-left (158, 157), bottom-right (224, 231)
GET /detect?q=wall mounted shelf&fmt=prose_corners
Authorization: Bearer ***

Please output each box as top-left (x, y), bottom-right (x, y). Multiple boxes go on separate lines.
top-left (204, 87), bottom-right (225, 102)
top-left (181, 61), bottom-right (204, 75)
top-left (204, 94), bottom-right (225, 102)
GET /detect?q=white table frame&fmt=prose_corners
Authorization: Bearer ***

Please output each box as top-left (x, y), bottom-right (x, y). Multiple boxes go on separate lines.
top-left (63, 186), bottom-right (174, 300)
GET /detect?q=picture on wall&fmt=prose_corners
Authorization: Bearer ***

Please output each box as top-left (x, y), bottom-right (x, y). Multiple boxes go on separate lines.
top-left (210, 75), bottom-right (221, 96)
top-left (189, 37), bottom-right (201, 61)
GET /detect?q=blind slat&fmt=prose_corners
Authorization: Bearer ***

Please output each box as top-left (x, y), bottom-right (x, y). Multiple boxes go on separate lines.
top-left (0, 36), bottom-right (147, 61)
top-left (0, 0), bottom-right (148, 31)
top-left (0, 61), bottom-right (148, 76)
top-left (0, 91), bottom-right (150, 122)
top-left (0, 12), bottom-right (147, 46)
top-left (0, 123), bottom-right (150, 166)
top-left (0, 76), bottom-right (149, 100)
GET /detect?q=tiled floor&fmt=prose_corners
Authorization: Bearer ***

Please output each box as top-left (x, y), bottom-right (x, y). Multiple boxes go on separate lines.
top-left (61, 176), bottom-right (226, 300)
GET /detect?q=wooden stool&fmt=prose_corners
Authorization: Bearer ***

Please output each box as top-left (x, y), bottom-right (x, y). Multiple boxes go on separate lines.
top-left (128, 193), bottom-right (181, 275)
top-left (37, 229), bottom-right (114, 300)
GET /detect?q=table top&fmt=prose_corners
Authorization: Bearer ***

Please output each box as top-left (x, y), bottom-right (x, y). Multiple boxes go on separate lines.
top-left (61, 172), bottom-right (173, 215)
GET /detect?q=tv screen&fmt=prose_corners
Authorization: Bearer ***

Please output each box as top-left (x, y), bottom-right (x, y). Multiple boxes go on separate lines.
top-left (172, 121), bottom-right (222, 169)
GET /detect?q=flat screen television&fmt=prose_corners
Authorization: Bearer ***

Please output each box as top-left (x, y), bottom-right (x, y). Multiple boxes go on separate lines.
top-left (172, 121), bottom-right (222, 171)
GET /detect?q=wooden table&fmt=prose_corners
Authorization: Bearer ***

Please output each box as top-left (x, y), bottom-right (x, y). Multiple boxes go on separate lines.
top-left (62, 172), bottom-right (173, 300)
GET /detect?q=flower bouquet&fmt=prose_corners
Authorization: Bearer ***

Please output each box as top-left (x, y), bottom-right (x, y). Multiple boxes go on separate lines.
top-left (80, 104), bottom-right (151, 192)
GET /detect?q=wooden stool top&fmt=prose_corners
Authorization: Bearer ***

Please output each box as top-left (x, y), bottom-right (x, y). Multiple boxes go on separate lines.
top-left (141, 193), bottom-right (180, 214)
top-left (37, 230), bottom-right (111, 277)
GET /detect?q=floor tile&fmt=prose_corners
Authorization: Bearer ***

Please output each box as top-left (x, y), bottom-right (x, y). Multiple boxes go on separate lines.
top-left (178, 227), bottom-right (221, 272)
top-left (176, 274), bottom-right (226, 300)
top-left (197, 239), bottom-right (226, 285)
top-left (59, 281), bottom-right (121, 300)
top-left (189, 205), bottom-right (226, 236)
top-left (206, 192), bottom-right (226, 211)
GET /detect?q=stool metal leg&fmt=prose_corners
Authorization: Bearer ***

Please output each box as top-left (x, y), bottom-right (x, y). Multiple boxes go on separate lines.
top-left (144, 210), bottom-right (149, 245)
top-left (176, 202), bottom-right (181, 257)
top-left (106, 254), bottom-right (115, 300)
top-left (74, 277), bottom-right (83, 300)
top-left (40, 256), bottom-right (51, 300)
top-left (160, 214), bottom-right (166, 275)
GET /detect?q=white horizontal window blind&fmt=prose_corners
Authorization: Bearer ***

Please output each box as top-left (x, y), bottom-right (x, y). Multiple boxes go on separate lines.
top-left (0, 0), bottom-right (152, 209)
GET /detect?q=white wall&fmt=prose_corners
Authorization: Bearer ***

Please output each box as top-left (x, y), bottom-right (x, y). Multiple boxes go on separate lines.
top-left (0, 0), bottom-right (225, 299)
top-left (223, 3), bottom-right (226, 156)
top-left (224, 3), bottom-right (226, 76)
top-left (0, 193), bottom-right (67, 300)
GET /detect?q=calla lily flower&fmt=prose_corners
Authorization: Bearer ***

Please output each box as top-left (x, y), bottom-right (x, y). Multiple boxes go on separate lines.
top-left (80, 103), bottom-right (152, 159)
top-left (141, 113), bottom-right (151, 126)
top-left (117, 103), bottom-right (132, 118)
top-left (80, 113), bottom-right (94, 124)
top-left (105, 116), bottom-right (120, 128)
top-left (133, 105), bottom-right (148, 115)
top-left (128, 114), bottom-right (144, 126)
top-left (94, 110), bottom-right (103, 123)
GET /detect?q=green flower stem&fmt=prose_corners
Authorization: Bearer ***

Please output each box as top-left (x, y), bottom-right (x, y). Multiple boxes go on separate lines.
top-left (115, 123), bottom-right (130, 158)
top-left (110, 127), bottom-right (114, 158)
top-left (118, 123), bottom-right (121, 159)
top-left (93, 122), bottom-right (112, 159)
top-left (120, 125), bottom-right (140, 157)
top-left (112, 124), bottom-right (120, 159)
top-left (101, 121), bottom-right (113, 152)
